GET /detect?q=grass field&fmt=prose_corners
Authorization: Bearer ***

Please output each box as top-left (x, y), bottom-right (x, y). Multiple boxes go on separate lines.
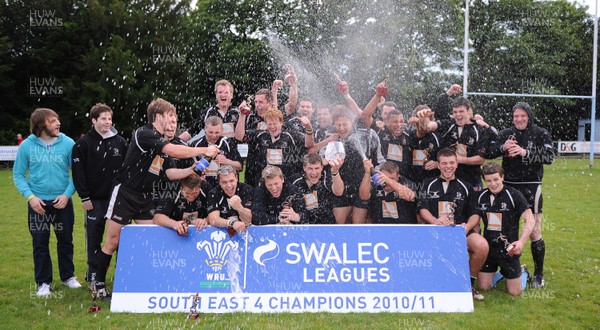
top-left (1, 158), bottom-right (599, 329)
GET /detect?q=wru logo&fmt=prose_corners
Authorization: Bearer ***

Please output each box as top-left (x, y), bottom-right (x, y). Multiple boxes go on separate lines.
top-left (196, 231), bottom-right (239, 272)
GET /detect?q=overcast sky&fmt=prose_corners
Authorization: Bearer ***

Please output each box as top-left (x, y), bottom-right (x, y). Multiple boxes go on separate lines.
top-left (573, 0), bottom-right (597, 15)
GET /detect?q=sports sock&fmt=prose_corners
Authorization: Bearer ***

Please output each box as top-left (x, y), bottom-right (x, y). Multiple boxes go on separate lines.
top-left (491, 271), bottom-right (504, 287)
top-left (531, 238), bottom-right (545, 276)
top-left (96, 250), bottom-right (113, 284)
top-left (521, 271), bottom-right (529, 290)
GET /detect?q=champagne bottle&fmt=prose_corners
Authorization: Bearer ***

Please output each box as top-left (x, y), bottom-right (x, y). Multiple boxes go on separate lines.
top-left (370, 167), bottom-right (386, 187)
top-left (194, 155), bottom-right (212, 174)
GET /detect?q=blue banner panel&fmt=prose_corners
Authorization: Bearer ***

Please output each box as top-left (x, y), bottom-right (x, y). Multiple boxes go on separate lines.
top-left (112, 226), bottom-right (247, 293)
top-left (245, 225), bottom-right (470, 293)
top-left (111, 225), bottom-right (473, 313)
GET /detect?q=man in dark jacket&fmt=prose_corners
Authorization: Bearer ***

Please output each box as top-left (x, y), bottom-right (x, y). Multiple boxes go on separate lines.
top-left (72, 103), bottom-right (128, 287)
top-left (252, 165), bottom-right (307, 225)
top-left (489, 102), bottom-right (554, 288)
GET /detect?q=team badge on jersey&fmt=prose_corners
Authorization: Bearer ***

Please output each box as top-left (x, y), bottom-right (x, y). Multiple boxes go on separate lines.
top-left (304, 192), bottom-right (319, 210)
top-left (222, 123), bottom-right (235, 138)
top-left (149, 155), bottom-right (164, 175)
top-left (487, 212), bottom-right (502, 231)
top-left (387, 144), bottom-right (403, 162)
top-left (267, 148), bottom-right (283, 165)
top-left (382, 201), bottom-right (399, 219)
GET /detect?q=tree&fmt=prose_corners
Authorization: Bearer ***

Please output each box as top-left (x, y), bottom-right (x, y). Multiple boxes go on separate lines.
top-left (255, 0), bottom-right (464, 115)
top-left (179, 0), bottom-right (276, 127)
top-left (0, 0), bottom-right (193, 142)
top-left (468, 0), bottom-right (594, 139)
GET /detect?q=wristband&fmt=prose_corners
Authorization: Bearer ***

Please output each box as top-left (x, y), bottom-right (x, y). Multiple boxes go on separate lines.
top-left (305, 129), bottom-right (314, 135)
top-left (343, 94), bottom-right (351, 100)
top-left (227, 219), bottom-right (236, 227)
top-left (331, 172), bottom-right (339, 177)
top-left (26, 195), bottom-right (35, 202)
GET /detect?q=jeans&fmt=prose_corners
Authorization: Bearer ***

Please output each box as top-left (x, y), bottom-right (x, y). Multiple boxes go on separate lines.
top-left (28, 199), bottom-right (75, 286)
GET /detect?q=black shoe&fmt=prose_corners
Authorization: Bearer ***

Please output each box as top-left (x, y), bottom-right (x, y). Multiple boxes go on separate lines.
top-left (92, 281), bottom-right (112, 302)
top-left (472, 287), bottom-right (484, 301)
top-left (530, 274), bottom-right (545, 289)
top-left (96, 287), bottom-right (112, 301)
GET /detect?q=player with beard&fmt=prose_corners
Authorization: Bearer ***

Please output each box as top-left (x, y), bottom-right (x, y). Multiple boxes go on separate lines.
top-left (206, 165), bottom-right (254, 233)
top-left (289, 154), bottom-right (345, 224)
top-left (180, 79), bottom-right (239, 141)
top-left (417, 148), bottom-right (489, 301)
top-left (93, 98), bottom-right (219, 300)
top-left (72, 103), bottom-right (128, 288)
top-left (314, 105), bottom-right (333, 142)
top-left (14, 108), bottom-right (82, 297)
top-left (488, 102), bottom-right (554, 288)
top-left (308, 105), bottom-right (338, 155)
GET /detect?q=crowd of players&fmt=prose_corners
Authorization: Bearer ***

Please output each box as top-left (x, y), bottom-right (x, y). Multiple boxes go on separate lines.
top-left (14, 70), bottom-right (555, 303)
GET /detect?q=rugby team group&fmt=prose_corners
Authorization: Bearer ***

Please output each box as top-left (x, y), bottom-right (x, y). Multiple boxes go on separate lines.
top-left (13, 71), bottom-right (554, 303)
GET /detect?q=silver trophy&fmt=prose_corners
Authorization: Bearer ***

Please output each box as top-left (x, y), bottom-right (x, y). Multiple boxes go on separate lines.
top-left (324, 140), bottom-right (345, 163)
top-left (186, 293), bottom-right (200, 320)
top-left (88, 280), bottom-right (101, 313)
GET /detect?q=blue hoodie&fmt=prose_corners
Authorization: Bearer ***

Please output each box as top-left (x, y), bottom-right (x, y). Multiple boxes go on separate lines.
top-left (13, 133), bottom-right (76, 200)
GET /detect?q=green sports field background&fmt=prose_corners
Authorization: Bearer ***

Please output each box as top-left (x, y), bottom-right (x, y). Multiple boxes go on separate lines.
top-left (0, 158), bottom-right (598, 329)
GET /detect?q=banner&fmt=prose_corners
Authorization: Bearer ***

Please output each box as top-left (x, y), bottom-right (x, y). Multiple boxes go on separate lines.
top-left (557, 141), bottom-right (600, 154)
top-left (0, 146), bottom-right (18, 161)
top-left (111, 225), bottom-right (473, 313)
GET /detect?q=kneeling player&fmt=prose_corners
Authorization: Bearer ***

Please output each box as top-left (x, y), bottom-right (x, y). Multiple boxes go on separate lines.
top-left (417, 148), bottom-right (489, 300)
top-left (153, 173), bottom-right (212, 236)
top-left (476, 163), bottom-right (534, 296)
top-left (206, 165), bottom-right (253, 233)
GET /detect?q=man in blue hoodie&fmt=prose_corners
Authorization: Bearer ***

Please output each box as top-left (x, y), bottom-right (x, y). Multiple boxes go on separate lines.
top-left (13, 108), bottom-right (82, 297)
